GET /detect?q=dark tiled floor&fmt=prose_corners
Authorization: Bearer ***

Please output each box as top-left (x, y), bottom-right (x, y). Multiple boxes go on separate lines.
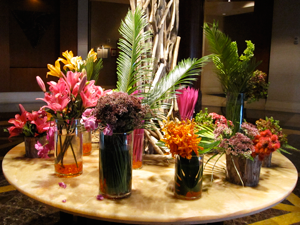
top-left (0, 118), bottom-right (300, 224)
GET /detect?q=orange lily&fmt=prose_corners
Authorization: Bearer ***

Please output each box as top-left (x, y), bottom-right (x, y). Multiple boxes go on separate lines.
top-left (87, 48), bottom-right (97, 62)
top-left (47, 58), bottom-right (63, 78)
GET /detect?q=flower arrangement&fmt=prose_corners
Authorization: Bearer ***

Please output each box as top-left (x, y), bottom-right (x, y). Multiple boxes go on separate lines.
top-left (252, 129), bottom-right (280, 160)
top-left (35, 49), bottom-right (106, 173)
top-left (195, 109), bottom-right (282, 161)
top-left (203, 22), bottom-right (261, 100)
top-left (94, 91), bottom-right (149, 134)
top-left (246, 70), bottom-right (269, 103)
top-left (176, 87), bottom-right (198, 120)
top-left (6, 104), bottom-right (51, 138)
top-left (161, 119), bottom-right (204, 159)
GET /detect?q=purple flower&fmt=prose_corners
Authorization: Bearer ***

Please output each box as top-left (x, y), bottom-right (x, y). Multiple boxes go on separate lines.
top-left (59, 182), bottom-right (67, 189)
top-left (62, 199), bottom-right (67, 203)
top-left (97, 195), bottom-right (104, 200)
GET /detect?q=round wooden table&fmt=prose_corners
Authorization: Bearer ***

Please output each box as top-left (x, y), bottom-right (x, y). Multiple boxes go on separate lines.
top-left (2, 143), bottom-right (298, 224)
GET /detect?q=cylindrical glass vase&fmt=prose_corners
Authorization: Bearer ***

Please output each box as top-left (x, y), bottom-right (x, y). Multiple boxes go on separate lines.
top-left (99, 132), bottom-right (133, 199)
top-left (226, 154), bottom-right (262, 187)
top-left (83, 130), bottom-right (92, 156)
top-left (174, 153), bottom-right (203, 200)
top-left (132, 129), bottom-right (144, 169)
top-left (226, 92), bottom-right (244, 134)
top-left (54, 119), bottom-right (83, 178)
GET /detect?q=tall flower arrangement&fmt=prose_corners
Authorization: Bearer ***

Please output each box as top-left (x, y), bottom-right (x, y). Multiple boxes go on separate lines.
top-left (36, 49), bottom-right (106, 173)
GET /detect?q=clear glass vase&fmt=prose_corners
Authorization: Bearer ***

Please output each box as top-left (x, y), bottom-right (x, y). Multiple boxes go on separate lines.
top-left (226, 92), bottom-right (245, 134)
top-left (99, 132), bottom-right (133, 199)
top-left (132, 129), bottom-right (144, 169)
top-left (83, 130), bottom-right (92, 156)
top-left (54, 119), bottom-right (83, 178)
top-left (174, 153), bottom-right (203, 200)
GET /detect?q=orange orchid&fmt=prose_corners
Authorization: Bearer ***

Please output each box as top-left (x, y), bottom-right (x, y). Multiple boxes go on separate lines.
top-left (162, 119), bottom-right (203, 159)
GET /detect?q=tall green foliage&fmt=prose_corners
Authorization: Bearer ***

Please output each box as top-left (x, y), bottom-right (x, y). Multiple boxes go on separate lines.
top-left (203, 22), bottom-right (261, 94)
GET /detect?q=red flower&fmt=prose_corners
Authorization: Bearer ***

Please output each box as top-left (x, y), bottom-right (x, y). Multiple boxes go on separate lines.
top-left (252, 129), bottom-right (281, 160)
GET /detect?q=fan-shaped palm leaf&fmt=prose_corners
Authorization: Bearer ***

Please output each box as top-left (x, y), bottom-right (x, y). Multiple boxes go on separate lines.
top-left (144, 57), bottom-right (209, 110)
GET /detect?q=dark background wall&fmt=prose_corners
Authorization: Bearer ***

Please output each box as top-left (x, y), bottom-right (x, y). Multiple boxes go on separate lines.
top-left (0, 0), bottom-right (78, 92)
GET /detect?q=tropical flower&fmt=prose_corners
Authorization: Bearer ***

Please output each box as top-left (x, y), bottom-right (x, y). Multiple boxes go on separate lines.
top-left (161, 119), bottom-right (204, 159)
top-left (252, 129), bottom-right (281, 160)
top-left (6, 104), bottom-right (51, 138)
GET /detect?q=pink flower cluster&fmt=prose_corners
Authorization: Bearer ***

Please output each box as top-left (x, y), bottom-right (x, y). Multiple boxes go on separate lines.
top-left (80, 108), bottom-right (98, 132)
top-left (220, 132), bottom-right (254, 158)
top-left (208, 112), bottom-right (233, 127)
top-left (7, 104), bottom-right (51, 138)
top-left (36, 71), bottom-right (107, 118)
top-left (35, 126), bottom-right (55, 158)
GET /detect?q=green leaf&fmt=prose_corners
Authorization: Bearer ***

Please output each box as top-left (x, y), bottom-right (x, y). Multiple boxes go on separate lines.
top-left (116, 7), bottom-right (152, 95)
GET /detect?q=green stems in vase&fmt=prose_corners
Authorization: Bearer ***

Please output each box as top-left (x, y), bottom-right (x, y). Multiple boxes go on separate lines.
top-left (54, 119), bottom-right (83, 178)
top-left (99, 132), bottom-right (133, 199)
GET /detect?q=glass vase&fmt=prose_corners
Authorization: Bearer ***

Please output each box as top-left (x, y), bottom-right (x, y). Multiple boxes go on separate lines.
top-left (226, 92), bottom-right (244, 134)
top-left (54, 119), bottom-right (83, 178)
top-left (99, 132), bottom-right (133, 199)
top-left (226, 154), bottom-right (262, 187)
top-left (132, 129), bottom-right (144, 169)
top-left (24, 136), bottom-right (46, 158)
top-left (83, 130), bottom-right (92, 156)
top-left (174, 153), bottom-right (203, 200)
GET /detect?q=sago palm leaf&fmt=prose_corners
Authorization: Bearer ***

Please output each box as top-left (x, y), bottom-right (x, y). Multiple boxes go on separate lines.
top-left (116, 7), bottom-right (152, 95)
top-left (144, 57), bottom-right (209, 109)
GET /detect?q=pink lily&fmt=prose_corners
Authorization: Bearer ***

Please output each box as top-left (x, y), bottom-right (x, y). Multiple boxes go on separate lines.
top-left (36, 76), bottom-right (46, 92)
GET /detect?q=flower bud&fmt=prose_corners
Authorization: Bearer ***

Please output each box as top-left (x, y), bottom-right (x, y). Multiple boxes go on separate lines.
top-left (36, 76), bottom-right (46, 92)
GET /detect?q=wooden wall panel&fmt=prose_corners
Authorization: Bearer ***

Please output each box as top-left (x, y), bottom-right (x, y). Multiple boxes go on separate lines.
top-left (10, 68), bottom-right (48, 92)
top-left (0, 2), bottom-right (10, 92)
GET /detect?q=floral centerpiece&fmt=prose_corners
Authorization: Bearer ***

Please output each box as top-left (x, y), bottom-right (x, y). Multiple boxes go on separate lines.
top-left (195, 109), bottom-right (282, 186)
top-left (36, 49), bottom-right (106, 177)
top-left (6, 104), bottom-right (52, 158)
top-left (203, 22), bottom-right (263, 133)
top-left (94, 91), bottom-right (149, 199)
top-left (161, 119), bottom-right (205, 199)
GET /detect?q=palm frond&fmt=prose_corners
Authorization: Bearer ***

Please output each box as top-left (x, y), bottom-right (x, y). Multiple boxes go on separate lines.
top-left (144, 57), bottom-right (209, 109)
top-left (116, 7), bottom-right (152, 95)
top-left (203, 22), bottom-right (260, 94)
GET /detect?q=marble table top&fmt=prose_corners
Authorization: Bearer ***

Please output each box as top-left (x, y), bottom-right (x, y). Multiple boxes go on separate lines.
top-left (2, 143), bottom-right (298, 224)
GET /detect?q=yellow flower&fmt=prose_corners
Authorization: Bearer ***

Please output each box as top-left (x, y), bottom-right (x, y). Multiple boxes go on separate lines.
top-left (46, 58), bottom-right (63, 78)
top-left (162, 119), bottom-right (203, 159)
top-left (87, 48), bottom-right (97, 62)
top-left (59, 50), bottom-right (82, 71)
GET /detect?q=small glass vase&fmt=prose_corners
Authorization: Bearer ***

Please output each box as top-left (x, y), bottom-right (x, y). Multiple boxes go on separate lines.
top-left (226, 92), bottom-right (244, 133)
top-left (99, 131), bottom-right (133, 199)
top-left (83, 130), bottom-right (92, 156)
top-left (174, 153), bottom-right (203, 200)
top-left (54, 119), bottom-right (83, 178)
top-left (226, 154), bottom-right (262, 187)
top-left (24, 136), bottom-right (46, 158)
top-left (132, 129), bottom-right (144, 169)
